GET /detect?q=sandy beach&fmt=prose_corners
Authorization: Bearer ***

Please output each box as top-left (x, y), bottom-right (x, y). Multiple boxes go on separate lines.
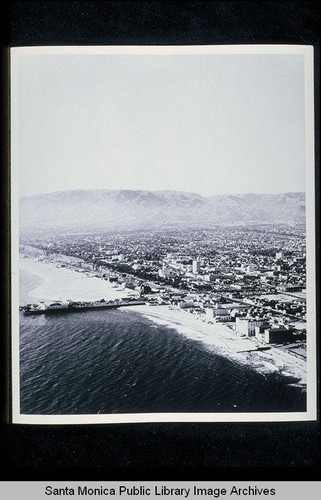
top-left (19, 256), bottom-right (307, 386)
top-left (123, 304), bottom-right (307, 385)
top-left (20, 256), bottom-right (129, 302)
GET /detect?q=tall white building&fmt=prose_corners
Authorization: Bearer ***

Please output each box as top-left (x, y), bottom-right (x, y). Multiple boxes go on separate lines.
top-left (192, 259), bottom-right (201, 273)
top-left (235, 317), bottom-right (268, 337)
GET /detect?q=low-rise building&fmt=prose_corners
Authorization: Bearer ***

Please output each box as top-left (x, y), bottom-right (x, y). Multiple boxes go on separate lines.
top-left (263, 327), bottom-right (295, 344)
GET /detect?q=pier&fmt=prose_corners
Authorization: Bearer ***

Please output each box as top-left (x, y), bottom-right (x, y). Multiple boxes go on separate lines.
top-left (22, 299), bottom-right (146, 316)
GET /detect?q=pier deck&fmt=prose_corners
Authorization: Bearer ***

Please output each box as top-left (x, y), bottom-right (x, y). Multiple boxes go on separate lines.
top-left (22, 300), bottom-right (146, 315)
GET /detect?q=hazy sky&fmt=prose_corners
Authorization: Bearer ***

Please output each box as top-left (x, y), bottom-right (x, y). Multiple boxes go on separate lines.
top-left (16, 51), bottom-right (306, 197)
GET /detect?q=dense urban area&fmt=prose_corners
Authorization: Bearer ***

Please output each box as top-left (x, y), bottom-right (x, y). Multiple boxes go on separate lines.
top-left (20, 224), bottom-right (307, 360)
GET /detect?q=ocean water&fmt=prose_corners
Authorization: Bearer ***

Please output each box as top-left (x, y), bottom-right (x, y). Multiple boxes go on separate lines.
top-left (19, 269), bottom-right (306, 414)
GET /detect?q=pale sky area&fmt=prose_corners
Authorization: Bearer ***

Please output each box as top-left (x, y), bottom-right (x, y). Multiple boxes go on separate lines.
top-left (16, 51), bottom-right (306, 197)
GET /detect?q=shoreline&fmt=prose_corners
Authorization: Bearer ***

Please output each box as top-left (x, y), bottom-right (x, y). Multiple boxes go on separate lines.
top-left (123, 305), bottom-right (307, 387)
top-left (19, 256), bottom-right (130, 303)
top-left (19, 255), bottom-right (307, 388)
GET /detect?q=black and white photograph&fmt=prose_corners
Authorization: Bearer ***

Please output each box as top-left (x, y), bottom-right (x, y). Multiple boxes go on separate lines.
top-left (11, 45), bottom-right (316, 424)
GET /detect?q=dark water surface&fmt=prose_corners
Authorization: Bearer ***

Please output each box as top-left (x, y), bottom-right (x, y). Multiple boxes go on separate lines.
top-left (19, 270), bottom-right (306, 414)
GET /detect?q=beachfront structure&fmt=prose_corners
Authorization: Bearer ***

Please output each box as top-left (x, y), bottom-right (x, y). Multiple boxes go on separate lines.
top-left (46, 302), bottom-right (65, 310)
top-left (122, 282), bottom-right (136, 290)
top-left (235, 317), bottom-right (268, 337)
top-left (179, 300), bottom-right (196, 309)
top-left (262, 327), bottom-right (295, 344)
top-left (206, 306), bottom-right (231, 322)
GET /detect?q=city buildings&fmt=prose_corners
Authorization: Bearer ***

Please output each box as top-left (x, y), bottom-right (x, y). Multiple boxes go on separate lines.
top-left (20, 223), bottom-right (307, 352)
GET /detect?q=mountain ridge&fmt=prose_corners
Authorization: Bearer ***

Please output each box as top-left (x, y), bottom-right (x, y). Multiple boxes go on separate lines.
top-left (20, 189), bottom-right (305, 232)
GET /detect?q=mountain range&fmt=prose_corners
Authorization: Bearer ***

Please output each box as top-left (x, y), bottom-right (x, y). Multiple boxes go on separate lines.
top-left (19, 189), bottom-right (305, 233)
